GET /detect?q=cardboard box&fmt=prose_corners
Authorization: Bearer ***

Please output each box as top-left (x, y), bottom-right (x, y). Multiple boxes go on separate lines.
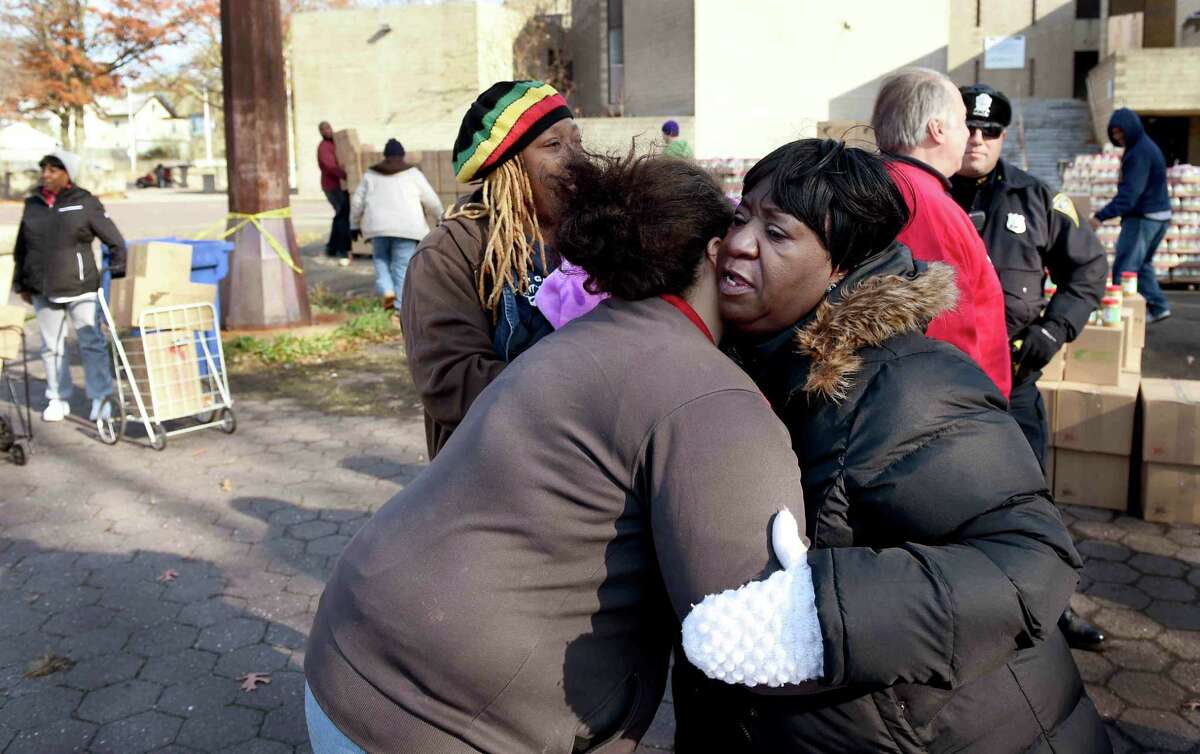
top-left (1122, 293), bottom-right (1146, 350)
top-left (0, 304), bottom-right (24, 361)
top-left (1054, 449), bottom-right (1129, 510)
top-left (1063, 324), bottom-right (1124, 386)
top-left (1045, 446), bottom-right (1056, 493)
top-left (126, 241), bottom-right (193, 286)
top-left (333, 129), bottom-right (362, 192)
top-left (0, 251), bottom-right (14, 295)
top-left (121, 331), bottom-right (210, 421)
top-left (109, 279), bottom-right (216, 329)
top-left (1140, 378), bottom-right (1200, 466)
top-left (1053, 373), bottom-right (1139, 455)
top-left (1122, 345), bottom-right (1142, 374)
top-left (1140, 463), bottom-right (1200, 524)
top-left (1042, 348), bottom-right (1065, 382)
top-left (1039, 380), bottom-right (1058, 435)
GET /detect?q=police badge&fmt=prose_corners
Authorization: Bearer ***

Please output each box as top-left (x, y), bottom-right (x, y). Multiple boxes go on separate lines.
top-left (973, 93), bottom-right (993, 119)
top-left (1006, 212), bottom-right (1027, 234)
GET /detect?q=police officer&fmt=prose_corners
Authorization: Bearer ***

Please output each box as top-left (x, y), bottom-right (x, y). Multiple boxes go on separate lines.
top-left (951, 84), bottom-right (1108, 651)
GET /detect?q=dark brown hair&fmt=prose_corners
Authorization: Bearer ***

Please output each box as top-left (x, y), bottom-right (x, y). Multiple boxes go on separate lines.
top-left (555, 152), bottom-right (733, 300)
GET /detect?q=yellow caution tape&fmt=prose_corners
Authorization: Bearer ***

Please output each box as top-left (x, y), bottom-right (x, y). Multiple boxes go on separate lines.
top-left (195, 207), bottom-right (302, 274)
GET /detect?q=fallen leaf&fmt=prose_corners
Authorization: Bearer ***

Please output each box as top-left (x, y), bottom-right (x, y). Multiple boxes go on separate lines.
top-left (220, 479), bottom-right (233, 492)
top-left (157, 570), bottom-right (178, 583)
top-left (24, 651), bottom-right (75, 679)
top-left (240, 672), bottom-right (272, 692)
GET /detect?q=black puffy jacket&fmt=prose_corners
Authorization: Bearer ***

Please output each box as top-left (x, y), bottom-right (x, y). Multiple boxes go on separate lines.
top-left (13, 184), bottom-right (126, 299)
top-left (673, 245), bottom-right (1111, 754)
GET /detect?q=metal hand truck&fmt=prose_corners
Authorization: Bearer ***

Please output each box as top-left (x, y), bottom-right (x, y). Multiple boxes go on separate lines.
top-left (96, 290), bottom-right (236, 450)
top-left (0, 325), bottom-right (33, 466)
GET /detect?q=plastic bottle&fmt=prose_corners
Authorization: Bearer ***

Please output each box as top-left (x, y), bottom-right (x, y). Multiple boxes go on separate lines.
top-left (1121, 271), bottom-right (1138, 295)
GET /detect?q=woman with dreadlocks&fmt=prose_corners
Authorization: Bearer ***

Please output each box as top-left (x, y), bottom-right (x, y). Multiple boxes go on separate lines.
top-left (400, 80), bottom-right (581, 458)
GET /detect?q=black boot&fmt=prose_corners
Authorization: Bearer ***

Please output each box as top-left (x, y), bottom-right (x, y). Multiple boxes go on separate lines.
top-left (1059, 608), bottom-right (1105, 651)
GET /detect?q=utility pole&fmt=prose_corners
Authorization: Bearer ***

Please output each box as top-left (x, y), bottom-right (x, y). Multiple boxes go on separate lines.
top-left (219, 0), bottom-right (311, 329)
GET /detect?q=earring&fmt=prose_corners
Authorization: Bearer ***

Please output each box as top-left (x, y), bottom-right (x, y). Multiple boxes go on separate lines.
top-left (826, 280), bottom-right (838, 292)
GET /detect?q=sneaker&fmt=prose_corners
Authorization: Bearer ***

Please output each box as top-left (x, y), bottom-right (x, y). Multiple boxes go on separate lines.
top-left (338, 257), bottom-right (351, 267)
top-left (90, 398), bottom-right (112, 422)
top-left (1148, 310), bottom-right (1172, 324)
top-left (42, 399), bottom-right (70, 422)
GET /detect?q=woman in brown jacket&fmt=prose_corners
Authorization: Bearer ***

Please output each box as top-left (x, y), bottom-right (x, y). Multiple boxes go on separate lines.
top-left (400, 80), bottom-right (582, 458)
top-left (305, 153), bottom-right (819, 753)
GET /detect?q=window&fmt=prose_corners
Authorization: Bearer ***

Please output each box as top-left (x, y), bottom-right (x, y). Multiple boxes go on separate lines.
top-left (1073, 50), bottom-right (1099, 99)
top-left (1076, 0), bottom-right (1101, 19)
top-left (606, 0), bottom-right (624, 106)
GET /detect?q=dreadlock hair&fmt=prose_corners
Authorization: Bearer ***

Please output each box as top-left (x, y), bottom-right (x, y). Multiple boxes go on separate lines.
top-left (444, 155), bottom-right (548, 315)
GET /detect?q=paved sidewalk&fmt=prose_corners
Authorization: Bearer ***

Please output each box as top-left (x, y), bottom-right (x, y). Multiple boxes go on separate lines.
top-left (0, 342), bottom-right (1198, 752)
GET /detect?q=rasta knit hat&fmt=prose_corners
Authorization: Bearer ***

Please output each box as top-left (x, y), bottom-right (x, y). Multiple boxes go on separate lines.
top-left (452, 80), bottom-right (572, 184)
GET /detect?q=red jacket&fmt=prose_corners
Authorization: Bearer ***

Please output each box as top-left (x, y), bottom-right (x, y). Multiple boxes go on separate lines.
top-left (887, 157), bottom-right (1011, 398)
top-left (318, 138), bottom-right (347, 193)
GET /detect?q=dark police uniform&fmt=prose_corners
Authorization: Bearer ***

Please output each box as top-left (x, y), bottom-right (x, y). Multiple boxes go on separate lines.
top-left (951, 96), bottom-right (1106, 468)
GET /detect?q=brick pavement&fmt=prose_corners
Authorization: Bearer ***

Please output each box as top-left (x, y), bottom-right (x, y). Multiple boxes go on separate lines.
top-left (1, 340), bottom-right (1198, 752)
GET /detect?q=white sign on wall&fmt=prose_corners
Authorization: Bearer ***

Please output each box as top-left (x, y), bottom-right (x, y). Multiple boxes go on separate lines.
top-left (984, 35), bottom-right (1026, 70)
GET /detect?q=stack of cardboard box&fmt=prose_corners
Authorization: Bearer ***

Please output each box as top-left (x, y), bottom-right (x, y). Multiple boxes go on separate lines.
top-left (109, 242), bottom-right (216, 329)
top-left (333, 129), bottom-right (364, 195)
top-left (1139, 379), bottom-right (1200, 525)
top-left (420, 149), bottom-right (473, 211)
top-left (0, 226), bottom-right (23, 364)
top-left (1039, 294), bottom-right (1146, 510)
top-left (0, 305), bottom-right (23, 363)
top-left (110, 241), bottom-right (217, 422)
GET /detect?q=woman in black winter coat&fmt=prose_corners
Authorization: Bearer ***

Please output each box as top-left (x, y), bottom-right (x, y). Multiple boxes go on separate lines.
top-left (673, 140), bottom-right (1111, 754)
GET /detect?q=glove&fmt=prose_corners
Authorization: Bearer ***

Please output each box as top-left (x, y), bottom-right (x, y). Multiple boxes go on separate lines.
top-left (1013, 321), bottom-right (1065, 381)
top-left (681, 509), bottom-right (824, 688)
top-left (350, 229), bottom-right (362, 243)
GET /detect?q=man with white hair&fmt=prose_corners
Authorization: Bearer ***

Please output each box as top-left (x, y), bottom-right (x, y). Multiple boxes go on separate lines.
top-left (872, 68), bottom-right (1010, 399)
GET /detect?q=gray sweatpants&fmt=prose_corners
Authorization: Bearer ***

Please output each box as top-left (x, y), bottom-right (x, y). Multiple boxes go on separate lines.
top-left (32, 295), bottom-right (112, 402)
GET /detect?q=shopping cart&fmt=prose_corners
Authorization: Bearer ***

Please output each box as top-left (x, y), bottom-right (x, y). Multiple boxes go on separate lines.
top-left (96, 291), bottom-right (236, 450)
top-left (0, 325), bottom-right (33, 466)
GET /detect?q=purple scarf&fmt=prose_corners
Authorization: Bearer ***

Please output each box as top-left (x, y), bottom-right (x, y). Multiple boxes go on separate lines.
top-left (534, 261), bottom-right (609, 329)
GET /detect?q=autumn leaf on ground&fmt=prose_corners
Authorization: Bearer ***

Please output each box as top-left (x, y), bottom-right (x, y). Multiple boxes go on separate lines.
top-left (240, 672), bottom-right (272, 692)
top-left (24, 651), bottom-right (75, 679)
top-left (220, 479), bottom-right (233, 492)
top-left (157, 570), bottom-right (179, 583)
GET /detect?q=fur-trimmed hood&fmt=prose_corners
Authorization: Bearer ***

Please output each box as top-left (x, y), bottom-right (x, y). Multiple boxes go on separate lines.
top-left (791, 243), bottom-right (958, 402)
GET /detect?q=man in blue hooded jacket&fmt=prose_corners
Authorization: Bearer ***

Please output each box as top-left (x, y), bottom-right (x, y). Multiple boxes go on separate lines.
top-left (1088, 108), bottom-right (1173, 322)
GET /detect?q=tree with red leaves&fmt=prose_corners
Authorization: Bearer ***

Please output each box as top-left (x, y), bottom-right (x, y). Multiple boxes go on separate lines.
top-left (1, 0), bottom-right (203, 150)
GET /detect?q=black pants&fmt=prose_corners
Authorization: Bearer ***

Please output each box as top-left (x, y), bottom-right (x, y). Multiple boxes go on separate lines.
top-left (1009, 369), bottom-right (1047, 472)
top-left (324, 188), bottom-right (351, 258)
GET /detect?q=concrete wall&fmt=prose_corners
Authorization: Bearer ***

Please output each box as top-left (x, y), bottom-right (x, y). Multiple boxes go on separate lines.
top-left (568, 0), bottom-right (606, 115)
top-left (1180, 0), bottom-right (1200, 46)
top-left (1087, 47), bottom-right (1200, 140)
top-left (1101, 48), bottom-right (1200, 112)
top-left (292, 4), bottom-right (526, 195)
top-left (622, 0), bottom-right (694, 116)
top-left (692, 0), bottom-right (948, 160)
top-left (948, 0), bottom-right (1089, 98)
